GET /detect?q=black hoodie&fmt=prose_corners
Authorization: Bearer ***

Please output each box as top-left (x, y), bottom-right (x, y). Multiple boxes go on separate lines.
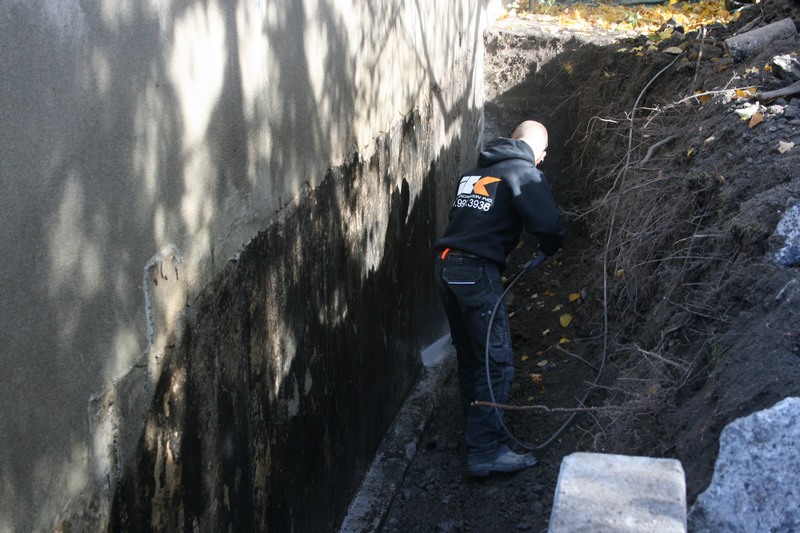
top-left (435, 138), bottom-right (565, 270)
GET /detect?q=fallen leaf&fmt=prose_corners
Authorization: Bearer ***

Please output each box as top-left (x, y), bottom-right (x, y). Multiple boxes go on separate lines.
top-left (778, 141), bottom-right (795, 154)
top-left (537, 360), bottom-right (549, 367)
top-left (704, 135), bottom-right (715, 145)
top-left (734, 87), bottom-right (756, 99)
top-left (663, 46), bottom-right (683, 55)
top-left (749, 112), bottom-right (763, 128)
top-left (536, 350), bottom-right (546, 356)
top-left (696, 92), bottom-right (711, 105)
top-left (558, 337), bottom-right (570, 345)
top-left (560, 313), bottom-right (573, 327)
top-left (568, 292), bottom-right (581, 302)
top-left (542, 329), bottom-right (550, 337)
top-left (553, 304), bottom-right (563, 312)
top-left (544, 290), bottom-right (557, 298)
top-left (530, 373), bottom-right (543, 383)
top-left (563, 61), bottom-right (574, 75)
top-left (521, 355), bottom-right (530, 362)
top-left (649, 384), bottom-right (660, 396)
top-left (734, 103), bottom-right (759, 120)
top-left (615, 268), bottom-right (625, 277)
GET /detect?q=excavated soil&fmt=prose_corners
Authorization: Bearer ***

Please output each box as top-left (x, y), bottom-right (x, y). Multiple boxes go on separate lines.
top-left (383, 2), bottom-right (800, 531)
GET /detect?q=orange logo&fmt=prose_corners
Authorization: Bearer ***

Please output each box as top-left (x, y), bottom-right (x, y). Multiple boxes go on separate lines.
top-left (472, 176), bottom-right (501, 197)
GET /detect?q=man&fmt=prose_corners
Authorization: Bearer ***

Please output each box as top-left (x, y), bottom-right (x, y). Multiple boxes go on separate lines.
top-left (434, 120), bottom-right (565, 477)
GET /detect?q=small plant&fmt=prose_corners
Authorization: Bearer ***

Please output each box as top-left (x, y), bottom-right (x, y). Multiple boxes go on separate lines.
top-left (708, 336), bottom-right (728, 377)
top-left (627, 10), bottom-right (640, 29)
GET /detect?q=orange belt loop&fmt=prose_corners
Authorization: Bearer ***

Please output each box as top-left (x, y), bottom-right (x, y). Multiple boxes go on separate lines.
top-left (441, 247), bottom-right (451, 260)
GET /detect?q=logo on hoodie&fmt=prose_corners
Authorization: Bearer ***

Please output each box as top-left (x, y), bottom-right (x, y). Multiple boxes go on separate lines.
top-left (454, 175), bottom-right (501, 211)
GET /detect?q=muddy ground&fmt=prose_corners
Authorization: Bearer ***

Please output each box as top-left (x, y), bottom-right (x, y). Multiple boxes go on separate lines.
top-left (382, 1), bottom-right (800, 531)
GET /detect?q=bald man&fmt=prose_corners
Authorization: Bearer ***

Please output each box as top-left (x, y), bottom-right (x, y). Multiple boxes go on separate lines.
top-left (434, 120), bottom-right (565, 477)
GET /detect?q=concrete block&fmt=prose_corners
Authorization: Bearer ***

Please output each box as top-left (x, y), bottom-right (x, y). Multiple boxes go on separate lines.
top-left (548, 452), bottom-right (686, 533)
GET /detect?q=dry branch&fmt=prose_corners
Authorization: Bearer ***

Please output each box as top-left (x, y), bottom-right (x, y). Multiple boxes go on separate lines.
top-left (755, 80), bottom-right (800, 102)
top-left (639, 135), bottom-right (677, 166)
top-left (471, 401), bottom-right (637, 413)
top-left (724, 18), bottom-right (798, 62)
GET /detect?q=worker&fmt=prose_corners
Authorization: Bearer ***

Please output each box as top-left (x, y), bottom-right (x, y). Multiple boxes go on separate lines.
top-left (434, 120), bottom-right (566, 477)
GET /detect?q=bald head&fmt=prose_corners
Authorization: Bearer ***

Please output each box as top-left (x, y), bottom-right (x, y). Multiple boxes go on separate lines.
top-left (512, 120), bottom-right (548, 165)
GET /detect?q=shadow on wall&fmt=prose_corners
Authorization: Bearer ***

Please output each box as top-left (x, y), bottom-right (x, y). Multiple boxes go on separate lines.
top-left (109, 109), bottom-right (481, 530)
top-left (0, 0), bottom-right (490, 531)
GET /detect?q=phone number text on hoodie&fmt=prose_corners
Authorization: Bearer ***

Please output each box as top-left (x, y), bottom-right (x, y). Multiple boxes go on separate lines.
top-left (455, 196), bottom-right (493, 211)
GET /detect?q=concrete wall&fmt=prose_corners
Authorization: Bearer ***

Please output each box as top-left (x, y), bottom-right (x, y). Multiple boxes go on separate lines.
top-left (0, 0), bottom-right (502, 530)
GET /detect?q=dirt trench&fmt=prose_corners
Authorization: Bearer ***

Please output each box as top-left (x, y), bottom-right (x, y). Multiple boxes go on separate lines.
top-left (381, 3), bottom-right (800, 532)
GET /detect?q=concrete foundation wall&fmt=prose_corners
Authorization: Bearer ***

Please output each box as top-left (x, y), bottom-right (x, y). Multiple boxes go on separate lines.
top-left (0, 0), bottom-right (501, 530)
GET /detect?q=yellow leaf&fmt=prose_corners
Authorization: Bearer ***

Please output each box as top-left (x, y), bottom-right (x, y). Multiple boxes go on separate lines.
top-left (558, 337), bottom-right (570, 345)
top-left (734, 87), bottom-right (756, 99)
top-left (530, 373), bottom-right (543, 383)
top-left (568, 292), bottom-right (581, 302)
top-left (616, 268), bottom-right (625, 277)
top-left (649, 384), bottom-right (660, 396)
top-left (749, 112), bottom-right (763, 128)
top-left (521, 354), bottom-right (530, 362)
top-left (698, 93), bottom-right (710, 105)
top-left (687, 147), bottom-right (694, 158)
top-left (778, 141), bottom-right (795, 154)
top-left (560, 313), bottom-right (573, 327)
top-left (563, 61), bottom-right (574, 75)
top-left (544, 290), bottom-right (557, 298)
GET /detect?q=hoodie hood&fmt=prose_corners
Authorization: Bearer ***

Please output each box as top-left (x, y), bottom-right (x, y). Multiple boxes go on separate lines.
top-left (477, 138), bottom-right (536, 167)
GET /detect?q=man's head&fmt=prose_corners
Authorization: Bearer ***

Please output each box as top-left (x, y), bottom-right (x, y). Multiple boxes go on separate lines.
top-left (512, 120), bottom-right (548, 166)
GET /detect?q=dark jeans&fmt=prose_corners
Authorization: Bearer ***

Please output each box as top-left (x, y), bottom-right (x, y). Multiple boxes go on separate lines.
top-left (434, 253), bottom-right (514, 454)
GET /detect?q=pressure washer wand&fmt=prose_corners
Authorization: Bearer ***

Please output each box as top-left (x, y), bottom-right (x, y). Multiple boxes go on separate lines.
top-left (521, 251), bottom-right (547, 274)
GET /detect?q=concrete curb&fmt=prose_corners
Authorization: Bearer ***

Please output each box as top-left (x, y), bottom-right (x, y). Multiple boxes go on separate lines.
top-left (339, 342), bottom-right (456, 532)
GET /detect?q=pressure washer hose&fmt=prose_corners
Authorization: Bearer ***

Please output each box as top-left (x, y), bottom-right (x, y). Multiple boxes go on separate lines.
top-left (484, 252), bottom-right (606, 453)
